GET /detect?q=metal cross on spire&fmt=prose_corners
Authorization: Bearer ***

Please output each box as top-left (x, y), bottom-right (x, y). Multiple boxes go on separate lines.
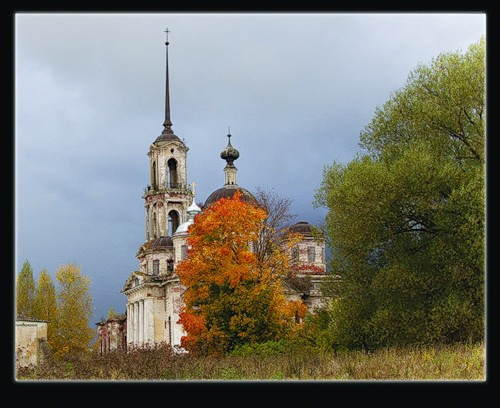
top-left (164, 28), bottom-right (171, 43)
top-left (191, 181), bottom-right (197, 196)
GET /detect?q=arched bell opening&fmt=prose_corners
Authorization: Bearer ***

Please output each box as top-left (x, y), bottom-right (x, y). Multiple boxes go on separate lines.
top-left (167, 158), bottom-right (178, 189)
top-left (151, 160), bottom-right (157, 190)
top-left (168, 210), bottom-right (180, 236)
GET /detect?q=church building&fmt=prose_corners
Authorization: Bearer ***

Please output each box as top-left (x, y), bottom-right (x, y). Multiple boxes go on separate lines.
top-left (119, 34), bottom-right (328, 350)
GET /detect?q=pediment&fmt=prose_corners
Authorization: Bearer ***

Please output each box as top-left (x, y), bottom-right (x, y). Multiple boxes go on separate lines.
top-left (121, 271), bottom-right (144, 293)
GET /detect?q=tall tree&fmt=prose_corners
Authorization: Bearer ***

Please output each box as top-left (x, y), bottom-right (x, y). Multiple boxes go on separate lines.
top-left (106, 307), bottom-right (117, 319)
top-left (16, 260), bottom-right (36, 318)
top-left (359, 37), bottom-right (485, 164)
top-left (176, 190), bottom-right (306, 355)
top-left (315, 38), bottom-right (485, 350)
top-left (33, 269), bottom-right (58, 341)
top-left (52, 263), bottom-right (94, 358)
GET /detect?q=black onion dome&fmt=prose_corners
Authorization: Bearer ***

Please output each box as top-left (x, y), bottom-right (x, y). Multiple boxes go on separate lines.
top-left (148, 236), bottom-right (173, 249)
top-left (204, 186), bottom-right (257, 208)
top-left (289, 221), bottom-right (315, 237)
top-left (220, 135), bottom-right (239, 165)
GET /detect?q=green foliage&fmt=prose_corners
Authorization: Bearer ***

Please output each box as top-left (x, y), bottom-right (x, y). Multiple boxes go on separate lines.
top-left (16, 260), bottom-right (36, 318)
top-left (359, 37), bottom-right (485, 163)
top-left (314, 38), bottom-right (485, 351)
top-left (107, 307), bottom-right (117, 319)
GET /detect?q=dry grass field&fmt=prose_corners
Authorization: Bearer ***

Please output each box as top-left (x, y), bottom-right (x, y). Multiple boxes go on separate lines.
top-left (16, 342), bottom-right (485, 381)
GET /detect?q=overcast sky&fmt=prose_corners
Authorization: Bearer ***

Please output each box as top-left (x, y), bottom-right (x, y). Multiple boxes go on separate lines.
top-left (15, 13), bottom-right (485, 324)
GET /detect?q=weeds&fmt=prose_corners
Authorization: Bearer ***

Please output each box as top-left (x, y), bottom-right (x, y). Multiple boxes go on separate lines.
top-left (16, 342), bottom-right (485, 381)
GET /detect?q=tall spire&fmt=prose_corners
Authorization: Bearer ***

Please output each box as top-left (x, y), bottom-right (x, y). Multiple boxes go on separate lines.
top-left (154, 29), bottom-right (182, 144)
top-left (163, 28), bottom-right (173, 134)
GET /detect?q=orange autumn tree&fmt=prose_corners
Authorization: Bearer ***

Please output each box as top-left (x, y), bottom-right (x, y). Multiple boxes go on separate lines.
top-left (176, 190), bottom-right (307, 355)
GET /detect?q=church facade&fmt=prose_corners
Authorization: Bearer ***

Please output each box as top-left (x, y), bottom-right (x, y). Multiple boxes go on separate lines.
top-left (120, 36), bottom-right (328, 350)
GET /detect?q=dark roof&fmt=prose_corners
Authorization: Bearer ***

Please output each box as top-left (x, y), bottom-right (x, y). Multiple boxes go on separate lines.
top-left (204, 186), bottom-right (258, 207)
top-left (95, 315), bottom-right (127, 326)
top-left (289, 221), bottom-right (315, 237)
top-left (154, 131), bottom-right (182, 144)
top-left (136, 236), bottom-right (173, 257)
top-left (147, 236), bottom-right (173, 249)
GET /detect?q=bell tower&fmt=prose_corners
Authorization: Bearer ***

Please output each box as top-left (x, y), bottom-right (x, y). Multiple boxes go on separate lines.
top-left (143, 30), bottom-right (191, 241)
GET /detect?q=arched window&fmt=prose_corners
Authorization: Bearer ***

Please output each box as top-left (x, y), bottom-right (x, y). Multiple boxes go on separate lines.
top-left (145, 205), bottom-right (150, 241)
top-left (152, 161), bottom-right (157, 190)
top-left (307, 247), bottom-right (316, 263)
top-left (291, 246), bottom-right (299, 263)
top-left (168, 210), bottom-right (180, 236)
top-left (167, 259), bottom-right (174, 274)
top-left (167, 158), bottom-right (178, 189)
top-left (168, 316), bottom-right (172, 344)
top-left (153, 212), bottom-right (157, 238)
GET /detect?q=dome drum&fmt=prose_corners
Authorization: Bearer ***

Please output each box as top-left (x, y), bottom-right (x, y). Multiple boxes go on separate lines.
top-left (289, 221), bottom-right (319, 238)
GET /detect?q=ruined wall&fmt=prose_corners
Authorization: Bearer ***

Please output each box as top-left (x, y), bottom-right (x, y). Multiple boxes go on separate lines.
top-left (164, 280), bottom-right (185, 347)
top-left (16, 320), bottom-right (48, 368)
top-left (97, 319), bottom-right (127, 354)
top-left (292, 237), bottom-right (326, 274)
top-left (141, 250), bottom-right (175, 276)
top-left (151, 143), bottom-right (188, 190)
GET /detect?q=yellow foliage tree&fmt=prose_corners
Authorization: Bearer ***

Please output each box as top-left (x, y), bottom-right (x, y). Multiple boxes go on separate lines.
top-left (52, 263), bottom-right (94, 358)
top-left (33, 269), bottom-right (58, 342)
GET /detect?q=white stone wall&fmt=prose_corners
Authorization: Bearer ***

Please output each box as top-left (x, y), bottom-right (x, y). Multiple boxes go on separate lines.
top-left (145, 139), bottom-right (191, 241)
top-left (126, 285), bottom-right (166, 347)
top-left (145, 191), bottom-right (191, 239)
top-left (16, 320), bottom-right (48, 368)
top-left (168, 201), bottom-right (189, 226)
top-left (158, 204), bottom-right (166, 236)
top-left (149, 143), bottom-right (188, 189)
top-left (172, 234), bottom-right (188, 265)
top-left (224, 165), bottom-right (238, 185)
top-left (142, 250), bottom-right (174, 276)
top-left (164, 281), bottom-right (185, 347)
top-left (291, 237), bottom-right (326, 273)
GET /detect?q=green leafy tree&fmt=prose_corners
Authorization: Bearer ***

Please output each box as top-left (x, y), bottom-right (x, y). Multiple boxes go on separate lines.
top-left (33, 269), bottom-right (58, 341)
top-left (52, 263), bottom-right (94, 358)
top-left (315, 38), bottom-right (485, 351)
top-left (359, 37), bottom-right (485, 164)
top-left (16, 260), bottom-right (36, 318)
top-left (106, 307), bottom-right (117, 319)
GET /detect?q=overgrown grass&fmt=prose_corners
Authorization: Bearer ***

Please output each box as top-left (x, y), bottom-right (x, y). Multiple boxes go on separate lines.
top-left (16, 342), bottom-right (485, 381)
